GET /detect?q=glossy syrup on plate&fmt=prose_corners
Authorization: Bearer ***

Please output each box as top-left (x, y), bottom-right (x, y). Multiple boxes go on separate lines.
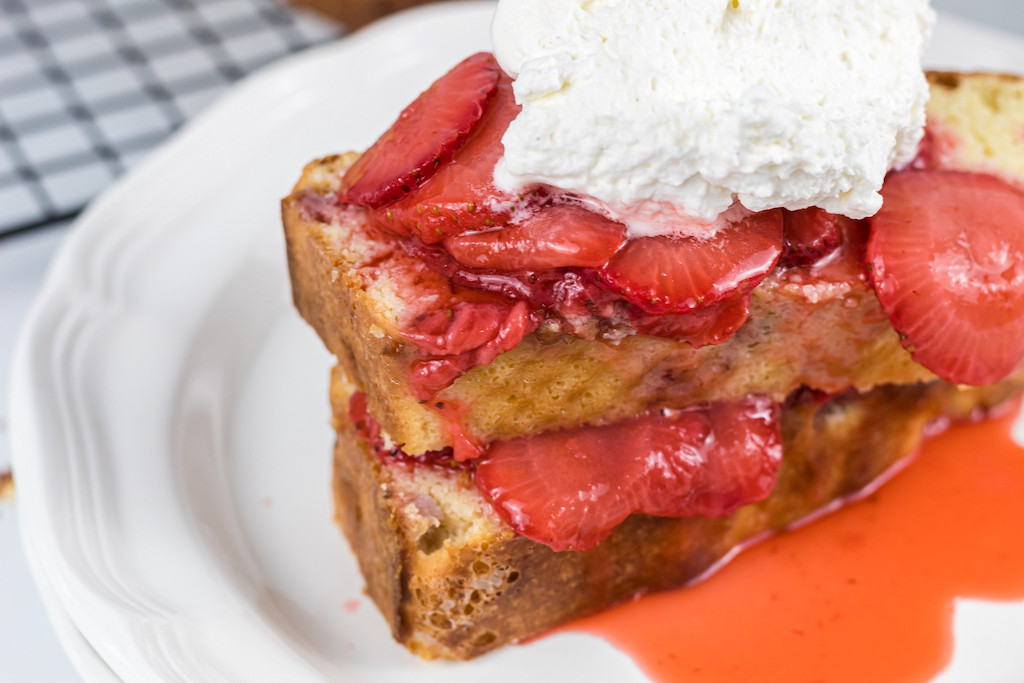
top-left (568, 405), bottom-right (1024, 682)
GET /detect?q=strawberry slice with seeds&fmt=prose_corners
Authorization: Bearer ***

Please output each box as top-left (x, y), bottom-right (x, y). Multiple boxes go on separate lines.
top-left (474, 395), bottom-right (782, 551)
top-left (444, 204), bottom-right (626, 270)
top-left (371, 73), bottom-right (520, 242)
top-left (781, 207), bottom-right (851, 267)
top-left (597, 209), bottom-right (784, 315)
top-left (339, 52), bottom-right (500, 207)
top-left (867, 170), bottom-right (1024, 385)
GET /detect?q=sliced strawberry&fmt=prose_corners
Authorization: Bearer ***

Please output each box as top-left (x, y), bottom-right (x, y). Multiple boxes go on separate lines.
top-left (631, 295), bottom-right (750, 348)
top-left (402, 301), bottom-right (516, 356)
top-left (781, 208), bottom-right (850, 267)
top-left (867, 170), bottom-right (1024, 385)
top-left (443, 204), bottom-right (626, 270)
top-left (404, 300), bottom-right (538, 400)
top-left (474, 395), bottom-right (782, 551)
top-left (597, 209), bottom-right (784, 315)
top-left (370, 73), bottom-right (520, 242)
top-left (339, 52), bottom-right (500, 207)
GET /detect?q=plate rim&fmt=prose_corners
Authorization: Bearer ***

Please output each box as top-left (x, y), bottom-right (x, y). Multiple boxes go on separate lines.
top-left (11, 4), bottom-right (1024, 682)
top-left (10, 2), bottom-right (499, 681)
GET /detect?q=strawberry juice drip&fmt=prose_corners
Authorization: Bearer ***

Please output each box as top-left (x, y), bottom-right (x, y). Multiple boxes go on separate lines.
top-left (349, 391), bottom-right (470, 470)
top-left (566, 404), bottom-right (1024, 683)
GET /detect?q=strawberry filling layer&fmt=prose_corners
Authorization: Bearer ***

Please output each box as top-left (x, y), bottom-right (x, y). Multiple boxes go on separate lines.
top-left (349, 391), bottom-right (467, 470)
top-left (349, 391), bottom-right (783, 551)
top-left (328, 52), bottom-right (1024, 398)
top-left (405, 300), bottom-right (539, 398)
top-left (334, 55), bottom-right (1024, 553)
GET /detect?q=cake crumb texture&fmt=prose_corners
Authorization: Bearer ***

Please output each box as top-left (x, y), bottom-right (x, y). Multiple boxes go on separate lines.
top-left (927, 72), bottom-right (1024, 177)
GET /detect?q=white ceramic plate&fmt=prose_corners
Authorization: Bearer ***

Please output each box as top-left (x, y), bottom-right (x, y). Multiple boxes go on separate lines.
top-left (12, 3), bottom-right (1024, 681)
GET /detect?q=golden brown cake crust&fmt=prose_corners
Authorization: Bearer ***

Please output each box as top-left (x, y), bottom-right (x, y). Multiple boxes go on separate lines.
top-left (330, 370), bottom-right (1024, 660)
top-left (284, 73), bottom-right (1024, 454)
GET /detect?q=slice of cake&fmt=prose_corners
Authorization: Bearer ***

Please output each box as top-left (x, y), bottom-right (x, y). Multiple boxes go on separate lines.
top-left (282, 63), bottom-right (1024, 658)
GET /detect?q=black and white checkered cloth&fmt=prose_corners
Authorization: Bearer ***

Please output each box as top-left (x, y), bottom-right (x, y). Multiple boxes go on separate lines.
top-left (0, 0), bottom-right (340, 238)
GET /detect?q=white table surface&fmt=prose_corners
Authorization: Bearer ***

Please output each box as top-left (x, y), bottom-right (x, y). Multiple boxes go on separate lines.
top-left (1, 225), bottom-right (79, 681)
top-left (3, 2), bottom-right (1024, 681)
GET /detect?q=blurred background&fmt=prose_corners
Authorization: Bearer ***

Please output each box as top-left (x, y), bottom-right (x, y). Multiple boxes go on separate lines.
top-left (1, 0), bottom-right (1023, 680)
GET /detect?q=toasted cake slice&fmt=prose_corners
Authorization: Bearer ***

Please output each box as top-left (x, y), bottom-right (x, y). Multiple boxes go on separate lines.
top-left (285, 73), bottom-right (1024, 456)
top-left (284, 71), bottom-right (1024, 659)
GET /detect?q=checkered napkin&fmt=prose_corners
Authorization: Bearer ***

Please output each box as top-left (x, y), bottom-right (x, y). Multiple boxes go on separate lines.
top-left (0, 0), bottom-right (339, 237)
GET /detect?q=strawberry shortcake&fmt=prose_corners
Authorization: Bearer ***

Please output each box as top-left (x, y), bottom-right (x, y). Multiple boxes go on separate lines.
top-left (282, 0), bottom-right (1024, 660)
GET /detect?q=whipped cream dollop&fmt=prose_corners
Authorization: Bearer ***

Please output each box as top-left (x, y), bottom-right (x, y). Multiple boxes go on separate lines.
top-left (491, 0), bottom-right (934, 236)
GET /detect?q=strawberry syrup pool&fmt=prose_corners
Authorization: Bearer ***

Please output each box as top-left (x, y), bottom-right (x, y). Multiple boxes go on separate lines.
top-left (565, 403), bottom-right (1024, 682)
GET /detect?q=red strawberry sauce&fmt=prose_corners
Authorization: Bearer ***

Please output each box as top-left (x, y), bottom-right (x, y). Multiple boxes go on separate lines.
top-left (566, 403), bottom-right (1024, 683)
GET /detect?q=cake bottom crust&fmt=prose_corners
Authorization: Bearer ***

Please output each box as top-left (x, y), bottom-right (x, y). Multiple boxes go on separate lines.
top-left (329, 374), bottom-right (1023, 660)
